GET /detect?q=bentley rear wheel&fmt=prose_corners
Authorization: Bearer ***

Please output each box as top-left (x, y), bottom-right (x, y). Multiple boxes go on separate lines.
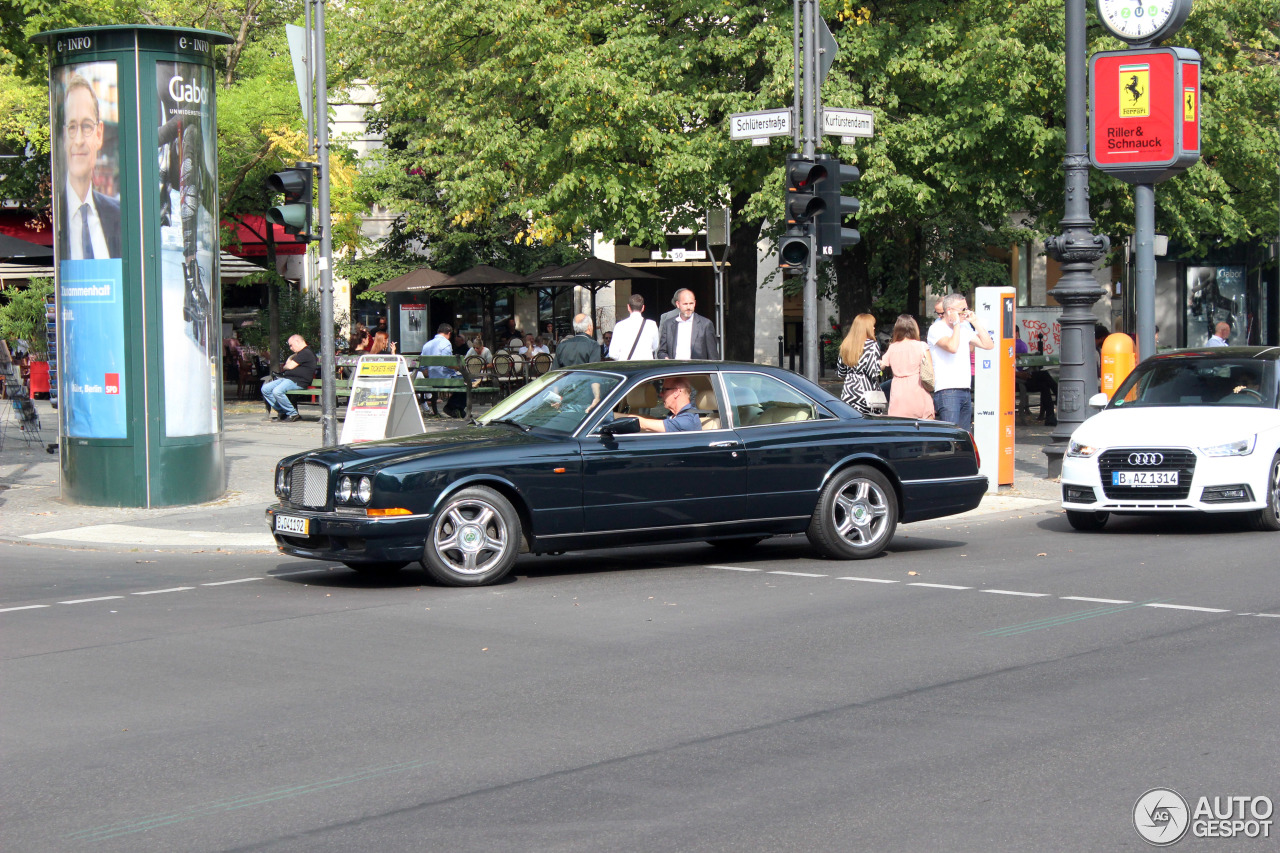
top-left (421, 486), bottom-right (521, 586)
top-left (806, 466), bottom-right (897, 560)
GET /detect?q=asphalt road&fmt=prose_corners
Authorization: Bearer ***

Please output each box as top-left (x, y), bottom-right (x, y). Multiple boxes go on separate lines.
top-left (3, 507), bottom-right (1278, 852)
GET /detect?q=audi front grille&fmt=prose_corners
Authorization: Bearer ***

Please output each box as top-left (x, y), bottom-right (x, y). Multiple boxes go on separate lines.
top-left (288, 461), bottom-right (331, 509)
top-left (1098, 448), bottom-right (1195, 500)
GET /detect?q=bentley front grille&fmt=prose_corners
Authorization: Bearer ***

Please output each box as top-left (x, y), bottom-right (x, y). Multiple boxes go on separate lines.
top-left (289, 461), bottom-right (331, 509)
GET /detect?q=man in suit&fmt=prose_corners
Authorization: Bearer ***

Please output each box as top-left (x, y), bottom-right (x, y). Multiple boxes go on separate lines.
top-left (553, 314), bottom-right (602, 368)
top-left (61, 74), bottom-right (121, 260)
top-left (657, 289), bottom-right (719, 360)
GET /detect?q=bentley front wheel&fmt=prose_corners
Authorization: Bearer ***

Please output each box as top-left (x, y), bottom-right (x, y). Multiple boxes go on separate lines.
top-left (421, 487), bottom-right (521, 586)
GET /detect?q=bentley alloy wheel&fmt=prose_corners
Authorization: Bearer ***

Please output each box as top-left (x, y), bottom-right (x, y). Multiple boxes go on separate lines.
top-left (807, 465), bottom-right (898, 559)
top-left (422, 487), bottom-right (521, 586)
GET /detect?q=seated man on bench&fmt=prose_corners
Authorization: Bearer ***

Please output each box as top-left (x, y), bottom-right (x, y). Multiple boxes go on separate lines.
top-left (261, 334), bottom-right (318, 422)
top-left (420, 322), bottom-right (466, 418)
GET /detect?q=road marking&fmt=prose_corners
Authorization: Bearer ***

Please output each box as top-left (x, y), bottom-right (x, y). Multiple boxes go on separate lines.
top-left (982, 589), bottom-right (1051, 597)
top-left (272, 568), bottom-right (335, 577)
top-left (59, 596), bottom-right (125, 604)
top-left (982, 601), bottom-right (1150, 636)
top-left (131, 587), bottom-right (195, 596)
top-left (767, 571), bottom-right (828, 578)
top-left (1145, 602), bottom-right (1230, 613)
top-left (1257, 613), bottom-right (1280, 618)
top-left (0, 604), bottom-right (50, 613)
top-left (708, 565), bottom-right (762, 572)
top-left (838, 577), bottom-right (899, 584)
top-left (201, 578), bottom-right (263, 586)
top-left (1061, 596), bottom-right (1133, 604)
top-left (908, 582), bottom-right (972, 590)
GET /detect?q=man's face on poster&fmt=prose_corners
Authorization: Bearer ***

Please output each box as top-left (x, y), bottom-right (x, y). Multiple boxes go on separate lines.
top-left (63, 83), bottom-right (103, 196)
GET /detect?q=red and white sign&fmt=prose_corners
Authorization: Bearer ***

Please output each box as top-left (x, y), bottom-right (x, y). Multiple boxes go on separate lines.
top-left (1090, 47), bottom-right (1200, 184)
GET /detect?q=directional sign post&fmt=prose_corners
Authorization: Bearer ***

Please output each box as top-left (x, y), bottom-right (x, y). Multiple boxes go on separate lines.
top-left (823, 108), bottom-right (874, 144)
top-left (729, 108), bottom-right (793, 146)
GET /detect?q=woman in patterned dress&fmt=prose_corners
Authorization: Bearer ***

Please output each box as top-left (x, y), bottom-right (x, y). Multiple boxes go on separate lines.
top-left (836, 313), bottom-right (882, 414)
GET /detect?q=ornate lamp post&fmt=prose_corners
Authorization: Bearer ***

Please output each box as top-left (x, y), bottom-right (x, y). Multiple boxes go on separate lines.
top-left (1043, 0), bottom-right (1109, 477)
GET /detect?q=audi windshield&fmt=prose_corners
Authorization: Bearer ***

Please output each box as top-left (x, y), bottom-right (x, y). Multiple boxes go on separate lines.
top-left (1109, 357), bottom-right (1274, 409)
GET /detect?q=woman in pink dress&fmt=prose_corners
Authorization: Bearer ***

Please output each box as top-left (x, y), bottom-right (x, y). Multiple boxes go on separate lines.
top-left (881, 314), bottom-right (935, 419)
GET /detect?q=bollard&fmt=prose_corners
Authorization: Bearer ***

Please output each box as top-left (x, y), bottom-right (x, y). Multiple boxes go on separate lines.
top-left (1101, 333), bottom-right (1136, 398)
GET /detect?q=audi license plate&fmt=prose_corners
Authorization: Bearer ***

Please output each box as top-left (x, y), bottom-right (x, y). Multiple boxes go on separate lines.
top-left (1112, 470), bottom-right (1178, 487)
top-left (275, 515), bottom-right (310, 535)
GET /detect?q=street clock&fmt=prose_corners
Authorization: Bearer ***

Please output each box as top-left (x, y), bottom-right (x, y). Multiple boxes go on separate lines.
top-left (1096, 0), bottom-right (1193, 45)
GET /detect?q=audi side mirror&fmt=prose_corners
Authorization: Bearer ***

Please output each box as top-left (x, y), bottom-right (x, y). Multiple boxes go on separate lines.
top-left (1088, 392), bottom-right (1109, 409)
top-left (600, 416), bottom-right (640, 436)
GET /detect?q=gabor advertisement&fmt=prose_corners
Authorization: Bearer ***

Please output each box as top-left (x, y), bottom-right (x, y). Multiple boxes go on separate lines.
top-left (53, 61), bottom-right (127, 438)
top-left (156, 60), bottom-right (220, 436)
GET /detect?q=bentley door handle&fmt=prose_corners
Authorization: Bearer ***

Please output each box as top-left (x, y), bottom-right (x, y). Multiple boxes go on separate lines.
top-left (709, 441), bottom-right (739, 448)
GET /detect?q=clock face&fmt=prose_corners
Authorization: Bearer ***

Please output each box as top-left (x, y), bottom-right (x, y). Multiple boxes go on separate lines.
top-left (1097, 0), bottom-right (1185, 42)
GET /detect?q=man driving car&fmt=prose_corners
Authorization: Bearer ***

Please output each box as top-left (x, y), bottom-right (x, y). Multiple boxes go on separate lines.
top-left (635, 376), bottom-right (701, 432)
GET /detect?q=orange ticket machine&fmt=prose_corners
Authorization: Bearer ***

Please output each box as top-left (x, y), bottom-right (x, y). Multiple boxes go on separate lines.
top-left (973, 287), bottom-right (1016, 492)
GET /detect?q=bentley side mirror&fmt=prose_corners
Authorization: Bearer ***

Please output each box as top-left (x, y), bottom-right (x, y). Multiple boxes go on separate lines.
top-left (600, 416), bottom-right (640, 435)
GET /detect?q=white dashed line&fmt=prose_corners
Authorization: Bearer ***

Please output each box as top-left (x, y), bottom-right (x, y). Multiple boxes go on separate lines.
top-left (908, 583), bottom-right (972, 590)
top-left (131, 587), bottom-right (195, 596)
top-left (1257, 613), bottom-right (1280, 618)
top-left (59, 596), bottom-right (125, 604)
top-left (1145, 603), bottom-right (1230, 614)
top-left (1061, 596), bottom-right (1133, 604)
top-left (272, 569), bottom-right (335, 577)
top-left (709, 566), bottom-right (762, 572)
top-left (838, 577), bottom-right (900, 584)
top-left (982, 589), bottom-right (1051, 597)
top-left (0, 604), bottom-right (50, 613)
top-left (768, 571), bottom-right (828, 578)
top-left (201, 578), bottom-right (263, 586)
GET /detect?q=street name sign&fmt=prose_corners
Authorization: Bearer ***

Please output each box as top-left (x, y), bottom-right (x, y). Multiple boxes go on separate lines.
top-left (729, 108), bottom-right (793, 144)
top-left (823, 108), bottom-right (874, 144)
top-left (1090, 47), bottom-right (1200, 184)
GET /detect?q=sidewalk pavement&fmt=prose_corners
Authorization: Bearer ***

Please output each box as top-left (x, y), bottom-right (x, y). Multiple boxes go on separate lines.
top-left (0, 389), bottom-right (1065, 555)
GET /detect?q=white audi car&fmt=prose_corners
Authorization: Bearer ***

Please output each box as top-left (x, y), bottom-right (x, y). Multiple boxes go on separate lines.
top-left (1061, 347), bottom-right (1280, 531)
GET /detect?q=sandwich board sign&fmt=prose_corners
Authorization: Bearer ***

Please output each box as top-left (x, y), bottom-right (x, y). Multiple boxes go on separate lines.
top-left (339, 355), bottom-right (424, 444)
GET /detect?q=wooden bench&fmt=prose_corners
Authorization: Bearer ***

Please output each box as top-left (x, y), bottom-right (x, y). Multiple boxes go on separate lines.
top-left (282, 356), bottom-right (475, 420)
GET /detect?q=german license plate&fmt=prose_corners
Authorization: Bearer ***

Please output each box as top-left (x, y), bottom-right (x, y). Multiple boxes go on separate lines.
top-left (1112, 470), bottom-right (1178, 487)
top-left (275, 514), bottom-right (310, 535)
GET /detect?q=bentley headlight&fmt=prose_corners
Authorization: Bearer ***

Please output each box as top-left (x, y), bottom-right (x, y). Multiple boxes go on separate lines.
top-left (357, 476), bottom-right (373, 505)
top-left (1066, 440), bottom-right (1100, 458)
top-left (336, 475), bottom-right (354, 503)
top-left (276, 466), bottom-right (290, 499)
top-left (1200, 435), bottom-right (1256, 457)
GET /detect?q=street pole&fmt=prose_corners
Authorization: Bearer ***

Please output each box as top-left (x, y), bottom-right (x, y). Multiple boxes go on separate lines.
top-left (313, 0), bottom-right (337, 447)
top-left (1043, 0), bottom-right (1108, 477)
top-left (801, 0), bottom-right (819, 382)
top-left (1134, 183), bottom-right (1156, 360)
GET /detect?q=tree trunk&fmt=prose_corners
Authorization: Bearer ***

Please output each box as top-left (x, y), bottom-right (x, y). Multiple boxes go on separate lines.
top-left (723, 196), bottom-right (761, 362)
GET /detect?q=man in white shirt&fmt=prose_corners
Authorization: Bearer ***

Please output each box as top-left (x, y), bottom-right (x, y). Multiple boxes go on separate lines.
top-left (61, 74), bottom-right (122, 261)
top-left (608, 294), bottom-right (658, 360)
top-left (927, 292), bottom-right (994, 433)
top-left (1206, 321), bottom-right (1231, 346)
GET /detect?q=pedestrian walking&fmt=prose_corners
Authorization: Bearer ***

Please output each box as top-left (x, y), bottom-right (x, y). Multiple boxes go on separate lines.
top-left (836, 313), bottom-right (883, 415)
top-left (881, 314), bottom-right (934, 419)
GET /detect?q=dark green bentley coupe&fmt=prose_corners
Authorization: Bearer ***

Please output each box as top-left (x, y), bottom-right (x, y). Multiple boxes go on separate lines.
top-left (267, 361), bottom-right (986, 585)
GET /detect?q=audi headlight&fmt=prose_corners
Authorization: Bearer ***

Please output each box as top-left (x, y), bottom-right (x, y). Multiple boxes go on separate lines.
top-left (356, 476), bottom-right (373, 505)
top-left (336, 475), bottom-right (354, 503)
top-left (276, 466), bottom-right (290, 499)
top-left (1201, 435), bottom-right (1256, 457)
top-left (1066, 440), bottom-right (1100, 458)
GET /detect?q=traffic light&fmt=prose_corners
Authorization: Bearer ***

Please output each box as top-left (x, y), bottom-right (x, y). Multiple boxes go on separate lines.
top-left (780, 154), bottom-right (827, 275)
top-left (266, 165), bottom-right (313, 241)
top-left (785, 154), bottom-right (827, 226)
top-left (815, 155), bottom-right (861, 258)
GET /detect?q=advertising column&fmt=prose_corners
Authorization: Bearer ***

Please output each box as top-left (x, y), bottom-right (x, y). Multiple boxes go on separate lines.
top-left (973, 287), bottom-right (1015, 493)
top-left (34, 26), bottom-right (233, 506)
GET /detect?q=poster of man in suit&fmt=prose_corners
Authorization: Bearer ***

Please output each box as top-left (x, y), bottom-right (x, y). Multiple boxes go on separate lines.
top-left (156, 60), bottom-right (220, 437)
top-left (53, 62), bottom-right (127, 438)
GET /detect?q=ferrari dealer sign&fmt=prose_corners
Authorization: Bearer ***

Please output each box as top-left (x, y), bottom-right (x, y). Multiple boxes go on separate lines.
top-left (1090, 46), bottom-right (1200, 184)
